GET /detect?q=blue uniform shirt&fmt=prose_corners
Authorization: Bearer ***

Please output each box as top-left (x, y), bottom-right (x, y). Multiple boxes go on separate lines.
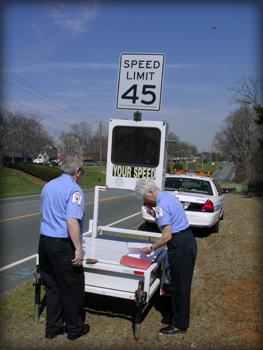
top-left (155, 190), bottom-right (189, 234)
top-left (40, 173), bottom-right (85, 238)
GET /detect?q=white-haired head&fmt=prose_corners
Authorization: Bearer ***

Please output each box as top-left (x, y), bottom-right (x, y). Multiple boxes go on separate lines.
top-left (134, 179), bottom-right (159, 200)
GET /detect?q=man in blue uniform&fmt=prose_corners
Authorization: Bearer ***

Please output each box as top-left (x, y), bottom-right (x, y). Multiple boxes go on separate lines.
top-left (134, 179), bottom-right (197, 334)
top-left (38, 155), bottom-right (89, 341)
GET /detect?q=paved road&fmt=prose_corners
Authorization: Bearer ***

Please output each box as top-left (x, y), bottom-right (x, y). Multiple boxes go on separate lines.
top-left (0, 188), bottom-right (143, 295)
top-left (212, 163), bottom-right (236, 183)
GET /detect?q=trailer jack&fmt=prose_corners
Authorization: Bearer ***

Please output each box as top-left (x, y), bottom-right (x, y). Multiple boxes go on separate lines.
top-left (127, 281), bottom-right (147, 342)
top-left (33, 266), bottom-right (43, 321)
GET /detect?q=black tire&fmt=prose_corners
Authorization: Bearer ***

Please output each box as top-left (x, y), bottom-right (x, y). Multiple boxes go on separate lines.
top-left (211, 220), bottom-right (220, 233)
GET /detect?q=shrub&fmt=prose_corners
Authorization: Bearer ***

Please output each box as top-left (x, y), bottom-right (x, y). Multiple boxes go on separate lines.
top-left (173, 163), bottom-right (183, 170)
top-left (5, 163), bottom-right (61, 182)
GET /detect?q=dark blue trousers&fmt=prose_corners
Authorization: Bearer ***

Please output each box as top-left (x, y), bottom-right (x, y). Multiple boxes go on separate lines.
top-left (38, 235), bottom-right (85, 338)
top-left (167, 228), bottom-right (197, 329)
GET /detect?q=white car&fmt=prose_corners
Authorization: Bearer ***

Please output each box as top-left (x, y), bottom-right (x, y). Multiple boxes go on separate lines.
top-left (141, 169), bottom-right (225, 233)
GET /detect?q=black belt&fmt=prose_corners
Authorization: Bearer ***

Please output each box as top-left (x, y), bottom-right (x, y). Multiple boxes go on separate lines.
top-left (173, 227), bottom-right (190, 235)
top-left (40, 234), bottom-right (71, 242)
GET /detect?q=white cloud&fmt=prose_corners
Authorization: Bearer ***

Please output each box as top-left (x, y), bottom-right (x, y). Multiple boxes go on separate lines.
top-left (166, 63), bottom-right (227, 70)
top-left (12, 62), bottom-right (118, 73)
top-left (48, 1), bottom-right (99, 35)
top-left (164, 84), bottom-right (218, 94)
top-left (166, 63), bottom-right (201, 69)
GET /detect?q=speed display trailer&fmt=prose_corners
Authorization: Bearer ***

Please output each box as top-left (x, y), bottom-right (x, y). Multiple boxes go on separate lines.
top-left (34, 116), bottom-right (171, 341)
top-left (34, 51), bottom-right (171, 339)
top-left (80, 116), bottom-right (171, 341)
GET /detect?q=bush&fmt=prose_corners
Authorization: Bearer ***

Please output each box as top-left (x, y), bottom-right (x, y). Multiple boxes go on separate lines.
top-left (6, 162), bottom-right (61, 182)
top-left (173, 163), bottom-right (183, 170)
top-left (233, 169), bottom-right (247, 184)
top-left (166, 163), bottom-right (171, 173)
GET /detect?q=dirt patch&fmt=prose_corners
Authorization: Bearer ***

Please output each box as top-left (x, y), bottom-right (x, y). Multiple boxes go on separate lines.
top-left (0, 191), bottom-right (262, 350)
top-left (219, 280), bottom-right (262, 347)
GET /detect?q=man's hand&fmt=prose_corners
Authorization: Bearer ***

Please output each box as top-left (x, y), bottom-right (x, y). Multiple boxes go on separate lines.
top-left (141, 246), bottom-right (152, 255)
top-left (146, 205), bottom-right (155, 217)
top-left (141, 225), bottom-right (172, 255)
top-left (71, 248), bottom-right (83, 267)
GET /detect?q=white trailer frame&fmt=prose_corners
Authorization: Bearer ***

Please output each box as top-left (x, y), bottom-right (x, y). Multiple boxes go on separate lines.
top-left (81, 185), bottom-right (167, 339)
top-left (82, 186), bottom-right (166, 301)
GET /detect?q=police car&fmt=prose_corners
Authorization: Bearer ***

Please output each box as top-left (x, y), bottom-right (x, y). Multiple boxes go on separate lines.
top-left (141, 169), bottom-right (225, 233)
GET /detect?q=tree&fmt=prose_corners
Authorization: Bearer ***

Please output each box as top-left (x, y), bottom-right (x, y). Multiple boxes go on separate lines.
top-left (70, 121), bottom-right (93, 156)
top-left (101, 124), bottom-right (108, 161)
top-left (213, 106), bottom-right (259, 180)
top-left (253, 105), bottom-right (263, 147)
top-left (253, 104), bottom-right (263, 126)
top-left (12, 112), bottom-right (52, 161)
top-left (167, 132), bottom-right (180, 162)
top-left (0, 109), bottom-right (52, 163)
top-left (166, 132), bottom-right (198, 163)
top-left (0, 110), bottom-right (13, 166)
top-left (227, 76), bottom-right (262, 106)
top-left (228, 76), bottom-right (263, 146)
top-left (58, 131), bottom-right (83, 157)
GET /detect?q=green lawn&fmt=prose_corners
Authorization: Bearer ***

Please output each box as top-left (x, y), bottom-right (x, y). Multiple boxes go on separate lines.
top-left (0, 165), bottom-right (107, 199)
top-left (0, 169), bottom-right (45, 198)
top-left (81, 164), bottom-right (106, 188)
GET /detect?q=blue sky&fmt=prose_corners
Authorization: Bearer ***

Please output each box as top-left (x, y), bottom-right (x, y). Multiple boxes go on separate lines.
top-left (1, 0), bottom-right (262, 152)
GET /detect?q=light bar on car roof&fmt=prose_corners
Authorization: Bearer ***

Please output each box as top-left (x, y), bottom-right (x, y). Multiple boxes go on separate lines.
top-left (172, 169), bottom-right (212, 176)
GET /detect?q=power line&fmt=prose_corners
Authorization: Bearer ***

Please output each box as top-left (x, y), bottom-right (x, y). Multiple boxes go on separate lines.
top-left (0, 66), bottom-right (103, 124)
top-left (1, 77), bottom-right (100, 125)
top-left (0, 95), bottom-right (72, 131)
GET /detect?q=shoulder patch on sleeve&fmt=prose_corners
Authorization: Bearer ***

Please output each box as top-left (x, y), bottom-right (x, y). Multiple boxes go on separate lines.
top-left (72, 191), bottom-right (82, 206)
top-left (155, 206), bottom-right (163, 219)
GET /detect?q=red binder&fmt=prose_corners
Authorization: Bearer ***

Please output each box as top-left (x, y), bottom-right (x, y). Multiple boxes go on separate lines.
top-left (120, 255), bottom-right (152, 270)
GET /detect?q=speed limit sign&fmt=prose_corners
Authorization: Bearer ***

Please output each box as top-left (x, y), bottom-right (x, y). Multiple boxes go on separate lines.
top-left (116, 53), bottom-right (165, 111)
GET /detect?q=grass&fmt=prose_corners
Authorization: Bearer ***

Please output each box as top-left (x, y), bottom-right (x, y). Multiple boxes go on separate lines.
top-left (0, 191), bottom-right (262, 349)
top-left (81, 165), bottom-right (106, 188)
top-left (2, 163), bottom-right (262, 348)
top-left (0, 166), bottom-right (107, 199)
top-left (0, 168), bottom-right (45, 198)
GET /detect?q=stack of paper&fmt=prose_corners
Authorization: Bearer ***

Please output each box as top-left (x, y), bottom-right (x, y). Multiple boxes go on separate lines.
top-left (127, 242), bottom-right (155, 261)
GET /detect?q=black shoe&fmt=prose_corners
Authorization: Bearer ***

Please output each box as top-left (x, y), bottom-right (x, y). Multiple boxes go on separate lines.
top-left (161, 316), bottom-right (171, 324)
top-left (45, 326), bottom-right (66, 339)
top-left (67, 324), bottom-right (90, 341)
top-left (159, 325), bottom-right (187, 335)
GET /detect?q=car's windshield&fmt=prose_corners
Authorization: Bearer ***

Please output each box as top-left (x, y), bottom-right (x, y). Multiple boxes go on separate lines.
top-left (164, 177), bottom-right (213, 195)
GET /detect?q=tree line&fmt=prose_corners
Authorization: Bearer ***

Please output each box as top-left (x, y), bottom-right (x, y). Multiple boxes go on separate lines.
top-left (57, 121), bottom-right (108, 162)
top-left (1, 75), bottom-right (262, 184)
top-left (0, 110), bottom-right (199, 168)
top-left (0, 110), bottom-right (108, 167)
top-left (213, 76), bottom-right (263, 182)
top-left (0, 110), bottom-right (52, 167)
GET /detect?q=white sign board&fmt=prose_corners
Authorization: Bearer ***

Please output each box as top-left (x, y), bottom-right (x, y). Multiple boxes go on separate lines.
top-left (116, 53), bottom-right (165, 111)
top-left (106, 118), bottom-right (168, 191)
